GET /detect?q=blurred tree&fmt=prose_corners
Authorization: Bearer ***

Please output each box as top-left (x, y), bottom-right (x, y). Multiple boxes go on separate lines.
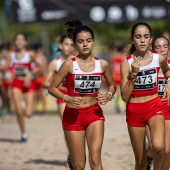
top-left (0, 0), bottom-right (169, 59)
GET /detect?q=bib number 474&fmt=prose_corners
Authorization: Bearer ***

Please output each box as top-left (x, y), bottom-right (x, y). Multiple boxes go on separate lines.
top-left (80, 81), bottom-right (95, 88)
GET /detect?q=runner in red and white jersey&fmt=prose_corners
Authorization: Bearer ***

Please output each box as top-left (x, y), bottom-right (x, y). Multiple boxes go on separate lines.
top-left (48, 19), bottom-right (116, 170)
top-left (121, 22), bottom-right (170, 169)
top-left (43, 35), bottom-right (74, 168)
top-left (146, 36), bottom-right (170, 170)
top-left (30, 43), bottom-right (47, 112)
top-left (43, 35), bottom-right (74, 116)
top-left (10, 33), bottom-right (40, 142)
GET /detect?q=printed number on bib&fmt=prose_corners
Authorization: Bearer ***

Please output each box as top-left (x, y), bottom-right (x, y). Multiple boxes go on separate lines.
top-left (74, 75), bottom-right (101, 94)
top-left (158, 80), bottom-right (167, 96)
top-left (134, 69), bottom-right (157, 90)
top-left (14, 67), bottom-right (28, 76)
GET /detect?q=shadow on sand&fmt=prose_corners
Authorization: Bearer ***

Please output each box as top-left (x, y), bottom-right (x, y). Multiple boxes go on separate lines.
top-left (25, 159), bottom-right (66, 167)
top-left (0, 138), bottom-right (20, 143)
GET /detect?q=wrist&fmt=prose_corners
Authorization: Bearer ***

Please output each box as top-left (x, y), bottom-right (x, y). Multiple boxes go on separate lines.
top-left (106, 92), bottom-right (114, 100)
top-left (127, 73), bottom-right (137, 80)
top-left (63, 95), bottom-right (72, 102)
top-left (131, 72), bottom-right (138, 76)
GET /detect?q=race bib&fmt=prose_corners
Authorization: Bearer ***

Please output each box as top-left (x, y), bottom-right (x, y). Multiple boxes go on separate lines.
top-left (134, 69), bottom-right (157, 90)
top-left (14, 67), bottom-right (28, 76)
top-left (74, 75), bottom-right (101, 94)
top-left (158, 80), bottom-right (166, 96)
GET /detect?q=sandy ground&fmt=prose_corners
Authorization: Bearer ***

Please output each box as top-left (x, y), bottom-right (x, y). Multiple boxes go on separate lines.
top-left (0, 100), bottom-right (136, 170)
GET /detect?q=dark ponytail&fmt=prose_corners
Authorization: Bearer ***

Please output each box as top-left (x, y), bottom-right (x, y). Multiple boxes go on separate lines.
top-left (64, 19), bottom-right (94, 43)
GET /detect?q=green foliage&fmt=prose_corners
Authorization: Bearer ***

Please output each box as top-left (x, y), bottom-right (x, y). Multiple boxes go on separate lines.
top-left (0, 12), bottom-right (170, 51)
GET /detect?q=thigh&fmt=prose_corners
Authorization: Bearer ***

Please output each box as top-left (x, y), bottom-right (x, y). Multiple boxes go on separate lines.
top-left (25, 91), bottom-right (35, 116)
top-left (58, 103), bottom-right (66, 118)
top-left (64, 130), bottom-right (86, 165)
top-left (12, 88), bottom-right (23, 112)
top-left (128, 126), bottom-right (146, 162)
top-left (146, 125), bottom-right (152, 148)
top-left (86, 121), bottom-right (104, 156)
top-left (148, 115), bottom-right (165, 147)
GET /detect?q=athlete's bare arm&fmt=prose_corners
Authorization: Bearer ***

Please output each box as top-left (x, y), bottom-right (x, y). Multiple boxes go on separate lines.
top-left (96, 59), bottom-right (116, 105)
top-left (30, 51), bottom-right (41, 74)
top-left (101, 59), bottom-right (116, 93)
top-left (159, 54), bottom-right (170, 100)
top-left (48, 59), bottom-right (83, 107)
top-left (43, 59), bottom-right (56, 89)
top-left (120, 59), bottom-right (134, 102)
top-left (48, 59), bottom-right (72, 99)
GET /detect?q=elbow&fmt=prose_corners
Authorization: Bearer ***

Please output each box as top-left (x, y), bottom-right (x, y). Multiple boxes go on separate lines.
top-left (121, 94), bottom-right (130, 102)
top-left (122, 97), bottom-right (129, 102)
top-left (48, 85), bottom-right (53, 95)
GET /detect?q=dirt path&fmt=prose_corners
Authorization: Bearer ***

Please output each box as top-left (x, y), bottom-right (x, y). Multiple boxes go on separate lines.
top-left (0, 103), bottom-right (134, 170)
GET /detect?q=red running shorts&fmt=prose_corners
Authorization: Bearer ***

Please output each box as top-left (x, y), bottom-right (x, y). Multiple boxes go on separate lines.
top-left (62, 103), bottom-right (105, 131)
top-left (126, 97), bottom-right (164, 127)
top-left (11, 78), bottom-right (36, 93)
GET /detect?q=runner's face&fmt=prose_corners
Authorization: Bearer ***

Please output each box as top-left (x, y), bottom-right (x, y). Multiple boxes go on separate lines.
top-left (60, 38), bottom-right (74, 57)
top-left (153, 38), bottom-right (169, 57)
top-left (132, 26), bottom-right (152, 53)
top-left (1, 49), bottom-right (8, 58)
top-left (75, 31), bottom-right (94, 56)
top-left (14, 35), bottom-right (27, 50)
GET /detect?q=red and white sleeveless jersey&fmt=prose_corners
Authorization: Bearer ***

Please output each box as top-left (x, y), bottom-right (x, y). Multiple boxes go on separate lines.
top-left (11, 51), bottom-right (31, 77)
top-left (66, 56), bottom-right (103, 97)
top-left (56, 57), bottom-right (63, 72)
top-left (55, 56), bottom-right (67, 88)
top-left (157, 59), bottom-right (170, 98)
top-left (126, 52), bottom-right (160, 97)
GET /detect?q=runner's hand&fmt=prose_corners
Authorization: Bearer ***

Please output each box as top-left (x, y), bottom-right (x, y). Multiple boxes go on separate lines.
top-left (131, 56), bottom-right (141, 75)
top-left (96, 93), bottom-right (111, 105)
top-left (67, 96), bottom-right (83, 107)
top-left (24, 73), bottom-right (32, 87)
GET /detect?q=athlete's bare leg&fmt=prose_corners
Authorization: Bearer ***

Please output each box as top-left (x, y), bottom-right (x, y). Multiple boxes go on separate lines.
top-left (161, 120), bottom-right (170, 170)
top-left (64, 130), bottom-right (86, 170)
top-left (128, 126), bottom-right (147, 170)
top-left (148, 115), bottom-right (165, 170)
top-left (86, 121), bottom-right (104, 170)
top-left (25, 91), bottom-right (35, 117)
top-left (12, 88), bottom-right (25, 134)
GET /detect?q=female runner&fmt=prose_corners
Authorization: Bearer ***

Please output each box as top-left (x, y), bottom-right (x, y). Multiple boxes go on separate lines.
top-left (120, 22), bottom-right (170, 170)
top-left (11, 33), bottom-right (40, 142)
top-left (43, 35), bottom-right (74, 168)
top-left (146, 36), bottom-right (170, 170)
top-left (48, 19), bottom-right (116, 170)
top-left (43, 35), bottom-right (74, 115)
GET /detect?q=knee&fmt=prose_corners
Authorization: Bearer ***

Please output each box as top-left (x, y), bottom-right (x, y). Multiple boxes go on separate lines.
top-left (25, 111), bottom-right (32, 118)
top-left (89, 153), bottom-right (101, 168)
top-left (16, 110), bottom-right (23, 116)
top-left (73, 162), bottom-right (85, 170)
top-left (152, 141), bottom-right (164, 154)
top-left (164, 148), bottom-right (170, 159)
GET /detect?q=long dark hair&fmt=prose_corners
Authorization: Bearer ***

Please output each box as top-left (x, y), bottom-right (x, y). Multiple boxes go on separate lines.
top-left (128, 22), bottom-right (152, 56)
top-left (64, 19), bottom-right (94, 43)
